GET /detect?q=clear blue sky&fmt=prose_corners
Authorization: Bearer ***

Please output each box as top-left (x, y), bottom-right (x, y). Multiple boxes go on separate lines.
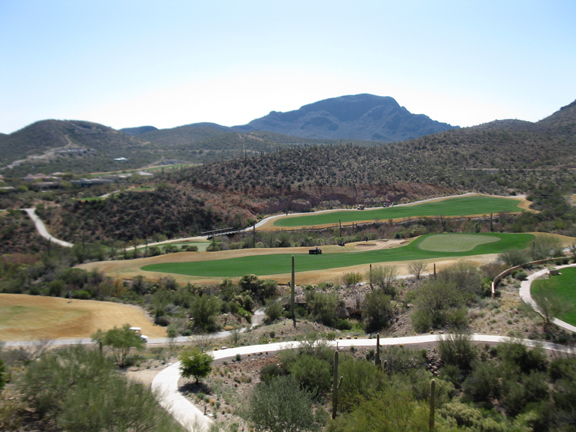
top-left (1, 0), bottom-right (575, 134)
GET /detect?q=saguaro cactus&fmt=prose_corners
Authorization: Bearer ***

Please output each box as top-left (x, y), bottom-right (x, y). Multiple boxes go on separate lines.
top-left (332, 350), bottom-right (344, 419)
top-left (291, 255), bottom-right (296, 328)
top-left (429, 379), bottom-right (436, 432)
top-left (375, 333), bottom-right (381, 366)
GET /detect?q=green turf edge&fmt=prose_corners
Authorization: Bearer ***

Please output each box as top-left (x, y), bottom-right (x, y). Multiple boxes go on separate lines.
top-left (273, 196), bottom-right (524, 228)
top-left (142, 233), bottom-right (534, 278)
top-left (532, 267), bottom-right (576, 326)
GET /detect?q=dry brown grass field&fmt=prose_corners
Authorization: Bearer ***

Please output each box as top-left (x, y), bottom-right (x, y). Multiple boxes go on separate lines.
top-left (0, 294), bottom-right (166, 341)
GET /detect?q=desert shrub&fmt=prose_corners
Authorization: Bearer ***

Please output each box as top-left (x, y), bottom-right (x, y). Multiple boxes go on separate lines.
top-left (380, 346), bottom-right (426, 375)
top-left (549, 357), bottom-right (576, 382)
top-left (163, 244), bottom-right (179, 254)
top-left (185, 245), bottom-right (198, 252)
top-left (366, 265), bottom-right (397, 296)
top-left (92, 324), bottom-right (146, 367)
top-left (260, 363), bottom-right (286, 383)
top-left (438, 332), bottom-right (477, 374)
top-left (480, 262), bottom-right (508, 280)
top-left (19, 346), bottom-right (114, 417)
top-left (338, 355), bottom-right (387, 412)
top-left (287, 354), bottom-right (331, 398)
top-left (498, 249), bottom-right (529, 267)
top-left (190, 294), bottom-right (222, 331)
top-left (463, 361), bottom-right (501, 404)
top-left (240, 274), bottom-right (278, 301)
top-left (264, 299), bottom-right (284, 323)
top-left (514, 270), bottom-right (528, 281)
top-left (179, 348), bottom-right (213, 383)
top-left (305, 291), bottom-right (339, 327)
top-left (336, 319), bottom-right (352, 330)
top-left (148, 245), bottom-right (162, 256)
top-left (408, 261), bottom-right (428, 280)
top-left (48, 279), bottom-right (65, 296)
top-left (531, 234), bottom-right (562, 260)
top-left (501, 372), bottom-right (549, 417)
top-left (327, 383), bottom-right (430, 432)
top-left (154, 315), bottom-right (170, 326)
top-left (362, 290), bottom-right (393, 333)
top-left (243, 375), bottom-right (317, 432)
top-left (497, 340), bottom-right (547, 374)
top-left (411, 278), bottom-right (465, 331)
top-left (71, 289), bottom-right (90, 299)
top-left (57, 374), bottom-right (178, 431)
top-left (341, 272), bottom-right (362, 287)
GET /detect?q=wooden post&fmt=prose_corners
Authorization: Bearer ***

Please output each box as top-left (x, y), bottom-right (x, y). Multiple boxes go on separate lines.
top-left (253, 224), bottom-right (256, 248)
top-left (375, 333), bottom-right (381, 366)
top-left (434, 263), bottom-right (437, 279)
top-left (291, 255), bottom-right (296, 328)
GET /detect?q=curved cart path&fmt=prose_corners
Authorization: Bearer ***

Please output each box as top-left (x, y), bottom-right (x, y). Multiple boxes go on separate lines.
top-left (152, 333), bottom-right (572, 431)
top-left (22, 207), bottom-right (73, 248)
top-left (520, 263), bottom-right (576, 333)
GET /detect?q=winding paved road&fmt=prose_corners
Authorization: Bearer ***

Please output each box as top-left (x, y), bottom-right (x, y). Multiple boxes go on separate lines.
top-left (152, 333), bottom-right (573, 431)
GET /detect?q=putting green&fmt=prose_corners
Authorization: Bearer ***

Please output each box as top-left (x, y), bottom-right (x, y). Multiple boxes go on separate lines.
top-left (273, 195), bottom-right (524, 228)
top-left (142, 233), bottom-right (534, 278)
top-left (418, 234), bottom-right (500, 252)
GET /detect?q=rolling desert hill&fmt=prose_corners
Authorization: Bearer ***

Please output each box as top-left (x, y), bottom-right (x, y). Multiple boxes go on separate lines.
top-left (119, 125), bottom-right (159, 136)
top-left (0, 119), bottom-right (149, 172)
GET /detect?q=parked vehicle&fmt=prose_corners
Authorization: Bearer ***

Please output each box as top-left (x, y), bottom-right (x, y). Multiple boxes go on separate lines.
top-left (129, 326), bottom-right (149, 343)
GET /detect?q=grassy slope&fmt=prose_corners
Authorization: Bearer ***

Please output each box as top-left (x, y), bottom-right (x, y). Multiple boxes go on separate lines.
top-left (532, 267), bottom-right (576, 325)
top-left (142, 233), bottom-right (534, 278)
top-left (273, 196), bottom-right (524, 228)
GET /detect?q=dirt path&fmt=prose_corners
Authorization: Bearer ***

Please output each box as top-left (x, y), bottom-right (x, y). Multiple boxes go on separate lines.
top-left (23, 207), bottom-right (73, 247)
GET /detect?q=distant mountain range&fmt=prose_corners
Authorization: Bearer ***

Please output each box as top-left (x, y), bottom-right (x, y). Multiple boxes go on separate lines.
top-left (121, 94), bottom-right (458, 142)
top-left (231, 94), bottom-right (458, 141)
top-left (1, 94), bottom-right (575, 176)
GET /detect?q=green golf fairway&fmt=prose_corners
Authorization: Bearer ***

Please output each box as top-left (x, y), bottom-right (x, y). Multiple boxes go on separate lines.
top-left (142, 233), bottom-right (534, 278)
top-left (532, 267), bottom-right (576, 326)
top-left (273, 196), bottom-right (524, 228)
